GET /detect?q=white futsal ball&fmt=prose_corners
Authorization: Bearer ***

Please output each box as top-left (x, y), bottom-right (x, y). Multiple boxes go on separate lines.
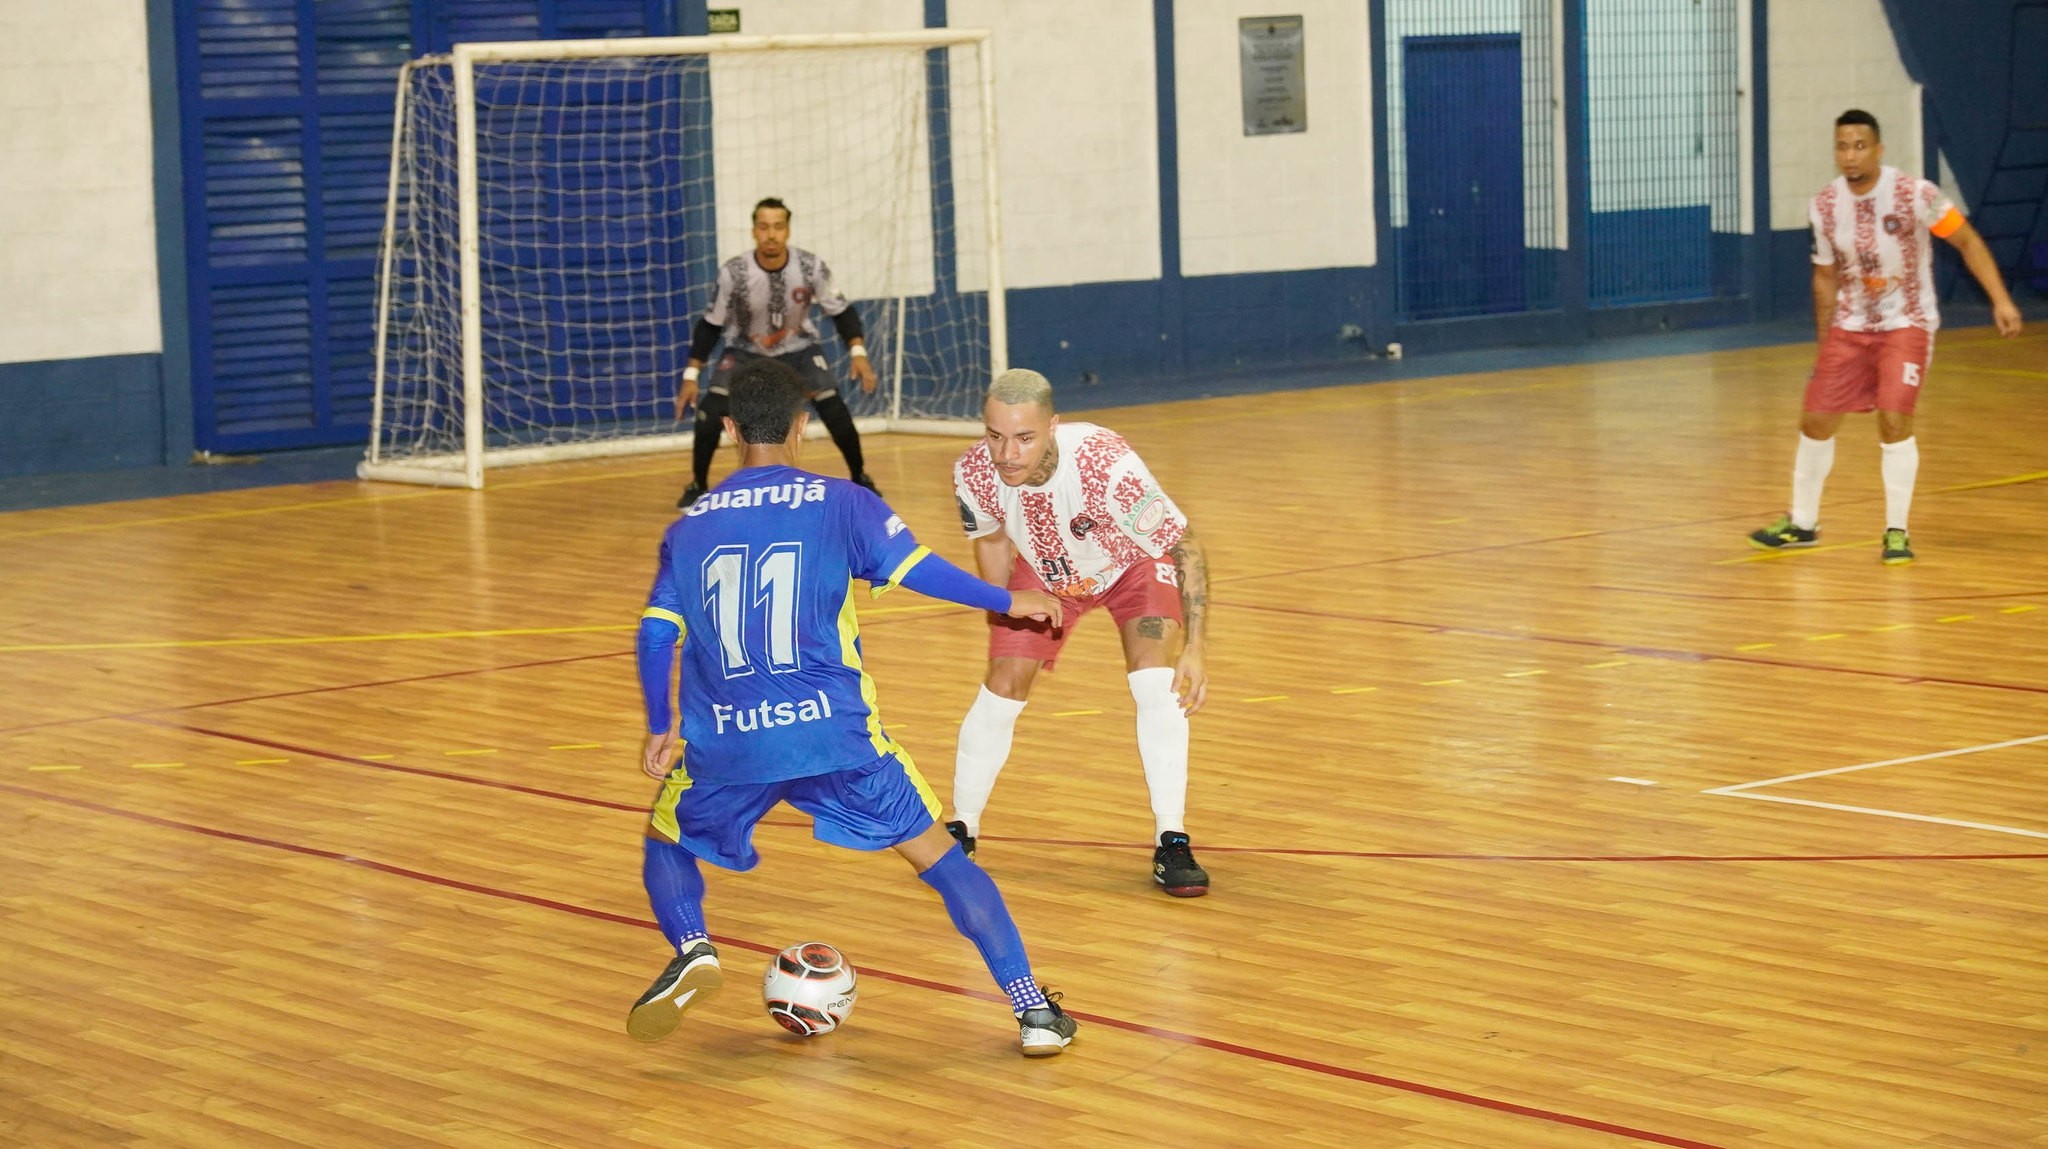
top-left (762, 942), bottom-right (858, 1036)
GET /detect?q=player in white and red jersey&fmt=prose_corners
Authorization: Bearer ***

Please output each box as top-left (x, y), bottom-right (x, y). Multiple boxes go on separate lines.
top-left (1749, 109), bottom-right (2023, 563)
top-left (943, 369), bottom-right (1212, 897)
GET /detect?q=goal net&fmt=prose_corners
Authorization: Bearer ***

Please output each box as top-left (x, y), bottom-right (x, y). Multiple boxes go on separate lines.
top-left (362, 31), bottom-right (1004, 488)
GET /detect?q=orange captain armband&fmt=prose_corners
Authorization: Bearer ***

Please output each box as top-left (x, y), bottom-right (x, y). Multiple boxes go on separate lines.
top-left (1929, 207), bottom-right (1964, 239)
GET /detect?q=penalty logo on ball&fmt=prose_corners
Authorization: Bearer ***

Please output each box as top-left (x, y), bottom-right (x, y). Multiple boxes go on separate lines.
top-left (762, 942), bottom-right (859, 1036)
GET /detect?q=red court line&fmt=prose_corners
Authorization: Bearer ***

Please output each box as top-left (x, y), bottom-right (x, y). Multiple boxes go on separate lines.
top-left (0, 611), bottom-right (950, 740)
top-left (1210, 509), bottom-right (1765, 587)
top-left (1592, 585), bottom-right (2048, 604)
top-left (952, 835), bottom-right (2048, 863)
top-left (0, 649), bottom-right (629, 738)
top-left (140, 719), bottom-right (647, 813)
top-left (0, 780), bottom-right (1737, 1149)
top-left (1221, 600), bottom-right (2048, 697)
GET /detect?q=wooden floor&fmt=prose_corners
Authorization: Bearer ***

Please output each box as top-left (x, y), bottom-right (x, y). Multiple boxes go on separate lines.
top-left (3, 329), bottom-right (2045, 1148)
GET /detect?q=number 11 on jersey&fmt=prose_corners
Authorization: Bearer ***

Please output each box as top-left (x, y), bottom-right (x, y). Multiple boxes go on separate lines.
top-left (702, 542), bottom-right (804, 677)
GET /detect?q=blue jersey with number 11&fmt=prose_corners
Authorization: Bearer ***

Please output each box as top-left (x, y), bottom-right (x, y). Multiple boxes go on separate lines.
top-left (642, 465), bottom-right (928, 785)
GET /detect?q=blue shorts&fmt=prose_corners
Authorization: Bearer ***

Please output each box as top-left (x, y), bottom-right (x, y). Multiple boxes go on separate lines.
top-left (644, 754), bottom-right (940, 871)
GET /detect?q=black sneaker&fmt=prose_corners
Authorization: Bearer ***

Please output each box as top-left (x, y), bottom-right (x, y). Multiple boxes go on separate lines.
top-left (626, 939), bottom-right (723, 1041)
top-left (1748, 515), bottom-right (1819, 550)
top-left (944, 819), bottom-right (977, 859)
top-left (676, 482), bottom-right (707, 510)
top-left (852, 473), bottom-right (882, 497)
top-left (1152, 831), bottom-right (1209, 898)
top-left (1882, 528), bottom-right (1915, 565)
top-left (1016, 990), bottom-right (1078, 1057)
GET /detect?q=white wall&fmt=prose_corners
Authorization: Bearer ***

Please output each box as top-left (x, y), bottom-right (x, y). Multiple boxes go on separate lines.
top-left (951, 0), bottom-right (1162, 289)
top-left (0, 0), bottom-right (159, 364)
top-left (1174, 2), bottom-right (1375, 276)
top-left (1768, 0), bottom-right (1920, 230)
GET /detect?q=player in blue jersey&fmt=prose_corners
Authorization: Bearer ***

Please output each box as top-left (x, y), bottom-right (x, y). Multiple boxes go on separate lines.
top-left (627, 357), bottom-right (1081, 1056)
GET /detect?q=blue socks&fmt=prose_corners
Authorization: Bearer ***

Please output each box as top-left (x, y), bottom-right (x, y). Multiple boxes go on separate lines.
top-left (919, 845), bottom-right (1047, 1013)
top-left (643, 837), bottom-right (710, 951)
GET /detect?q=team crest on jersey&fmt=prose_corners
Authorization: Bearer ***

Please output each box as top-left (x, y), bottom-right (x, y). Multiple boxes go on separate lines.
top-left (884, 514), bottom-right (906, 538)
top-left (792, 286), bottom-right (812, 305)
top-left (1883, 215), bottom-right (1906, 235)
top-left (1069, 514), bottom-right (1098, 538)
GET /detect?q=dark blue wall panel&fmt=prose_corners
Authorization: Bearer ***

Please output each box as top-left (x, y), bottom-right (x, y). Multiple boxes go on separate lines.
top-left (0, 356), bottom-right (166, 479)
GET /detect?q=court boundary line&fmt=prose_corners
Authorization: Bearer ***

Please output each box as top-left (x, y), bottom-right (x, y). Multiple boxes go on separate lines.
top-left (77, 717), bottom-right (2048, 865)
top-left (1217, 600), bottom-right (2048, 697)
top-left (1703, 734), bottom-right (2048, 841)
top-left (0, 779), bottom-right (1739, 1149)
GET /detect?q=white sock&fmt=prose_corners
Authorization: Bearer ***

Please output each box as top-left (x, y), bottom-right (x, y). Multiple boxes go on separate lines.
top-left (1790, 433), bottom-right (1836, 531)
top-left (1127, 668), bottom-right (1189, 839)
top-left (1881, 437), bottom-right (1919, 531)
top-left (950, 686), bottom-right (1026, 837)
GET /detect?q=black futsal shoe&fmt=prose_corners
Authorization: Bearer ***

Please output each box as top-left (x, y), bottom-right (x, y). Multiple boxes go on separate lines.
top-left (1152, 831), bottom-right (1210, 897)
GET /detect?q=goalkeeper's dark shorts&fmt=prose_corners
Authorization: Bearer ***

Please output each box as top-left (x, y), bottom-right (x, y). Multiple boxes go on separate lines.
top-left (708, 346), bottom-right (838, 400)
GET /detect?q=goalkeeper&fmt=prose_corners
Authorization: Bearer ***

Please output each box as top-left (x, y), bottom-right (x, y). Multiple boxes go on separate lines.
top-left (674, 197), bottom-right (881, 508)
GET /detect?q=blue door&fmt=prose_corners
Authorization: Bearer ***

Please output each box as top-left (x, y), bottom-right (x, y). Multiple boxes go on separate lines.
top-left (1402, 35), bottom-right (1525, 319)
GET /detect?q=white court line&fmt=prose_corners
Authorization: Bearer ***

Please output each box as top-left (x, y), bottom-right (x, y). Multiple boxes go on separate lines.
top-left (1705, 733), bottom-right (2048, 794)
top-left (1715, 792), bottom-right (2048, 841)
top-left (1705, 732), bottom-right (2048, 840)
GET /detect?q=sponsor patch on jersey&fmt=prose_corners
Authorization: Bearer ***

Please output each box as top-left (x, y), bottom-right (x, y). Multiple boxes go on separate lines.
top-left (1069, 514), bottom-right (1098, 538)
top-left (1883, 214), bottom-right (1906, 235)
top-left (1125, 492), bottom-right (1169, 535)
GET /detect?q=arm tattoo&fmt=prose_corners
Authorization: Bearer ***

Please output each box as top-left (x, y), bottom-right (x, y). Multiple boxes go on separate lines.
top-left (1167, 530), bottom-right (1208, 647)
top-left (1135, 616), bottom-right (1170, 640)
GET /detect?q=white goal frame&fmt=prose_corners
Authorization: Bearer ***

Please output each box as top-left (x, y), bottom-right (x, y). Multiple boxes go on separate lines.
top-left (359, 29), bottom-right (1006, 489)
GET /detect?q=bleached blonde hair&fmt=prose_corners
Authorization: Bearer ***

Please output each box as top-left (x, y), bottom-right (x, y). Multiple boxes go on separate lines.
top-left (986, 368), bottom-right (1054, 412)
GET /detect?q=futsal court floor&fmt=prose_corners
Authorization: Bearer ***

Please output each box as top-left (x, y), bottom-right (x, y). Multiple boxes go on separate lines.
top-left (2, 328), bottom-right (2043, 1148)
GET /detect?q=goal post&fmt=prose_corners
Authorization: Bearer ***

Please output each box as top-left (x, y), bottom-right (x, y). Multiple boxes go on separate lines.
top-left (361, 30), bottom-right (1005, 489)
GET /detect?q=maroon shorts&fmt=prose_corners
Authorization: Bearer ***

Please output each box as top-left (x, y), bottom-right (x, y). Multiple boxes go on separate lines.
top-left (988, 556), bottom-right (1183, 670)
top-left (1803, 327), bottom-right (1933, 415)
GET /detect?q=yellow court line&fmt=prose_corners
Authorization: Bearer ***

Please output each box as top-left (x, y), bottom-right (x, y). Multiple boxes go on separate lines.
top-left (1502, 669), bottom-right (1547, 678)
top-left (1420, 678), bottom-right (1465, 686)
top-left (1937, 615), bottom-right (1974, 624)
top-left (1805, 633), bottom-right (1847, 642)
top-left (548, 743), bottom-right (603, 751)
top-left (1870, 623), bottom-right (1914, 632)
top-left (28, 764), bottom-right (83, 772)
top-left (0, 488), bottom-right (448, 541)
top-left (1330, 685), bottom-right (1377, 694)
top-left (0, 601), bottom-right (954, 655)
top-left (1715, 538), bottom-right (1876, 565)
top-left (132, 762), bottom-right (184, 769)
top-left (1051, 709), bottom-right (1103, 718)
top-left (234, 758), bottom-right (289, 766)
top-left (1584, 661), bottom-right (1630, 670)
top-left (1935, 364), bottom-right (2048, 381)
top-left (1242, 695), bottom-right (1290, 703)
top-left (0, 623), bottom-right (635, 654)
top-left (1928, 469), bottom-right (2048, 494)
top-left (443, 749), bottom-right (498, 757)
top-left (2001, 604), bottom-right (2040, 615)
top-left (359, 753), bottom-right (395, 761)
top-left (1734, 642), bottom-right (1775, 651)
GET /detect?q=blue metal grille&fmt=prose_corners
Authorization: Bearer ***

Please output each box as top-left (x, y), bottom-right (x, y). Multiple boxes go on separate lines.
top-left (1584, 0), bottom-right (1744, 307)
top-left (1386, 0), bottom-right (1560, 321)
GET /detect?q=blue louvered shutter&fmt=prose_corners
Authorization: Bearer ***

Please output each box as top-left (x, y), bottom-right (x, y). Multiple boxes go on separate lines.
top-left (179, 0), bottom-right (668, 452)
